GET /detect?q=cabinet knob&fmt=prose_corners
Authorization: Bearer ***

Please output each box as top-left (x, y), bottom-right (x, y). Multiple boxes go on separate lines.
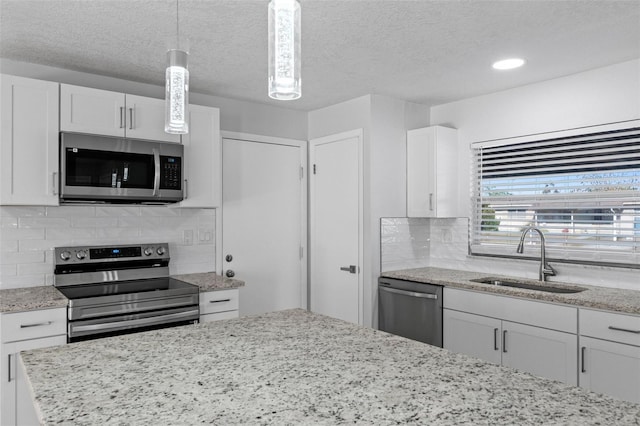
top-left (226, 270), bottom-right (235, 278)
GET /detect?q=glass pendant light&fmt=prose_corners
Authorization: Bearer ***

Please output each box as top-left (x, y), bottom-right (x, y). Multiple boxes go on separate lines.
top-left (165, 0), bottom-right (189, 134)
top-left (268, 0), bottom-right (301, 100)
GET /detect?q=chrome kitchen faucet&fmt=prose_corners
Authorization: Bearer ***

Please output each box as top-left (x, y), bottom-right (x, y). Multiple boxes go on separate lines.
top-left (516, 226), bottom-right (557, 282)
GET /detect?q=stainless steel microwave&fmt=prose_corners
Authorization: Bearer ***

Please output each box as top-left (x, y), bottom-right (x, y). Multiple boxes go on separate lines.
top-left (60, 133), bottom-right (184, 204)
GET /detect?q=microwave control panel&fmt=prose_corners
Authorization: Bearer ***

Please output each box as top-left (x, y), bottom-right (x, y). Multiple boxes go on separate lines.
top-left (160, 156), bottom-right (182, 190)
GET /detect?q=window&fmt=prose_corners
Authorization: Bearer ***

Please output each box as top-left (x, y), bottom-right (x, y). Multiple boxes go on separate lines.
top-left (471, 121), bottom-right (640, 266)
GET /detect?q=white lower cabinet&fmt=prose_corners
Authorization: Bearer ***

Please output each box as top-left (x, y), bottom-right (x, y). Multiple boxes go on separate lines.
top-left (0, 308), bottom-right (67, 426)
top-left (443, 287), bottom-right (578, 385)
top-left (578, 308), bottom-right (640, 403)
top-left (199, 289), bottom-right (239, 323)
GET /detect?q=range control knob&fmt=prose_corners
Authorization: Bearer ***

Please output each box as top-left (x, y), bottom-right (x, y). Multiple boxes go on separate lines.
top-left (76, 251), bottom-right (87, 260)
top-left (156, 247), bottom-right (166, 256)
top-left (60, 251), bottom-right (71, 261)
top-left (144, 247), bottom-right (154, 256)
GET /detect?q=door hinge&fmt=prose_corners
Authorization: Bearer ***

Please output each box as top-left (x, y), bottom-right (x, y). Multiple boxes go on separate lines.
top-left (313, 164), bottom-right (316, 174)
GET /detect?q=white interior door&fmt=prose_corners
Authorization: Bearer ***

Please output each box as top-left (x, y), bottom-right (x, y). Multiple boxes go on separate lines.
top-left (310, 130), bottom-right (363, 324)
top-left (221, 134), bottom-right (306, 316)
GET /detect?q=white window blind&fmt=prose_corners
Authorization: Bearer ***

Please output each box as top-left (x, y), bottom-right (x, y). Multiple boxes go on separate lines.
top-left (471, 122), bottom-right (640, 266)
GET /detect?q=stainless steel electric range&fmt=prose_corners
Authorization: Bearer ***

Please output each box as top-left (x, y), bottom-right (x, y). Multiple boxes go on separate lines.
top-left (54, 243), bottom-right (199, 342)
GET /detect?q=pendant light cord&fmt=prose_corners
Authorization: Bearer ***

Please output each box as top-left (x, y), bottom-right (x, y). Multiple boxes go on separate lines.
top-left (176, 0), bottom-right (180, 50)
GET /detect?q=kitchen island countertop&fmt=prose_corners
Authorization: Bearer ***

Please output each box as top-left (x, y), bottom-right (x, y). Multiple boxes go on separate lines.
top-left (382, 267), bottom-right (640, 315)
top-left (21, 309), bottom-right (640, 425)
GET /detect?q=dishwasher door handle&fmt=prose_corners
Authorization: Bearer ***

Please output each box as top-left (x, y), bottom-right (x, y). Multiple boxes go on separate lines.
top-left (379, 286), bottom-right (438, 300)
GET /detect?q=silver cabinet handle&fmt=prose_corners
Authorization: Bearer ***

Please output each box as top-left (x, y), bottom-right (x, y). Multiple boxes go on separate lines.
top-left (184, 179), bottom-right (188, 199)
top-left (429, 193), bottom-right (434, 211)
top-left (7, 354), bottom-right (12, 383)
top-left (52, 172), bottom-right (58, 195)
top-left (119, 106), bottom-right (125, 128)
top-left (152, 148), bottom-right (160, 197)
top-left (379, 285), bottom-right (438, 300)
top-left (129, 107), bottom-right (134, 130)
top-left (340, 265), bottom-right (357, 274)
top-left (494, 328), bottom-right (499, 351)
top-left (608, 326), bottom-right (640, 334)
top-left (581, 346), bottom-right (586, 373)
top-left (209, 299), bottom-right (231, 304)
top-left (20, 321), bottom-right (53, 328)
top-left (502, 330), bottom-right (508, 353)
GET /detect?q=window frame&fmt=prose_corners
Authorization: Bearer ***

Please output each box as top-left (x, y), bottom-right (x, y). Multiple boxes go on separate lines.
top-left (470, 120), bottom-right (640, 269)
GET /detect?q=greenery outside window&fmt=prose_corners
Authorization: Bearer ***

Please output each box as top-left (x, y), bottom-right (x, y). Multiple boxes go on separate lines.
top-left (471, 121), bottom-right (640, 267)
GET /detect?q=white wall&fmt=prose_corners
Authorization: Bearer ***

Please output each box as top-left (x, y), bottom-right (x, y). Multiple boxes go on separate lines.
top-left (431, 59), bottom-right (640, 215)
top-left (308, 95), bottom-right (429, 327)
top-left (0, 59), bottom-right (308, 140)
top-left (428, 59), bottom-right (640, 290)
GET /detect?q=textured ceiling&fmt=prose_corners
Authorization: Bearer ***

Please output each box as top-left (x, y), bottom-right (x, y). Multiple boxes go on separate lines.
top-left (1, 0), bottom-right (639, 111)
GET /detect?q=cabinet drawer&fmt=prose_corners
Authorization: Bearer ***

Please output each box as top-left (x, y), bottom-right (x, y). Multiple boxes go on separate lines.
top-left (444, 287), bottom-right (577, 333)
top-left (200, 310), bottom-right (238, 324)
top-left (200, 290), bottom-right (239, 315)
top-left (580, 309), bottom-right (640, 347)
top-left (1, 308), bottom-right (67, 343)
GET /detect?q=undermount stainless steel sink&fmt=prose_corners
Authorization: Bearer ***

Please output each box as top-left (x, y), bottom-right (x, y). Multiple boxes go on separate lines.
top-left (470, 277), bottom-right (587, 294)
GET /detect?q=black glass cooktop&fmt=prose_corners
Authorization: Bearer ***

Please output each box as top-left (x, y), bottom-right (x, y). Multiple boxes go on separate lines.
top-left (57, 278), bottom-right (198, 300)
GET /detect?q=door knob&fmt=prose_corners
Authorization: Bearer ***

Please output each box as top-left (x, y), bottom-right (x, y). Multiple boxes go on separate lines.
top-left (339, 265), bottom-right (357, 274)
top-left (225, 269), bottom-right (235, 278)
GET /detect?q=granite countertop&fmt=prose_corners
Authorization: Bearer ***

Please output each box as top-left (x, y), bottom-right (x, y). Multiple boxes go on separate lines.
top-left (21, 309), bottom-right (640, 425)
top-left (171, 272), bottom-right (245, 292)
top-left (382, 267), bottom-right (640, 316)
top-left (0, 272), bottom-right (244, 314)
top-left (0, 286), bottom-right (67, 314)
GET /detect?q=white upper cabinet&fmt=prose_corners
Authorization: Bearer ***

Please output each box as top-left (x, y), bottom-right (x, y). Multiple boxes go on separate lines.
top-left (0, 75), bottom-right (60, 206)
top-left (60, 84), bottom-right (180, 143)
top-left (174, 104), bottom-right (221, 208)
top-left (407, 125), bottom-right (459, 217)
top-left (125, 94), bottom-right (179, 142)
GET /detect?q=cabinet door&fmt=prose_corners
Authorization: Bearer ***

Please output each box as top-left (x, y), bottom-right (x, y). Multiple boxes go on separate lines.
top-left (579, 336), bottom-right (640, 403)
top-left (502, 321), bottom-right (578, 385)
top-left (1, 335), bottom-right (66, 426)
top-left (60, 84), bottom-right (125, 137)
top-left (443, 309), bottom-right (502, 365)
top-left (125, 94), bottom-right (180, 143)
top-left (0, 75), bottom-right (60, 206)
top-left (175, 104), bottom-right (221, 208)
top-left (407, 127), bottom-right (437, 217)
top-left (407, 126), bottom-right (458, 217)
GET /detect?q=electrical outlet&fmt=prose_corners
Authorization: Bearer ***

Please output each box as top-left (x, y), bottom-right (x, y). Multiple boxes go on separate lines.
top-left (183, 229), bottom-right (194, 245)
top-left (197, 228), bottom-right (213, 244)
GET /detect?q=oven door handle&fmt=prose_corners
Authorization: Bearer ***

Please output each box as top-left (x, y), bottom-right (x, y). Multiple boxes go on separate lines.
top-left (152, 148), bottom-right (160, 197)
top-left (70, 309), bottom-right (199, 333)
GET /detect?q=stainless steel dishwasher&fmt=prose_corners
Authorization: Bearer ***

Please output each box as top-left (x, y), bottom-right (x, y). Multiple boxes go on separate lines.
top-left (378, 277), bottom-right (443, 347)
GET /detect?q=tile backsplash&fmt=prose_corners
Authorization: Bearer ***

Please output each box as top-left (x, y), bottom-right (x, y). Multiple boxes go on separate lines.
top-left (0, 205), bottom-right (215, 289)
top-left (381, 216), bottom-right (639, 291)
top-left (380, 217), bottom-right (431, 272)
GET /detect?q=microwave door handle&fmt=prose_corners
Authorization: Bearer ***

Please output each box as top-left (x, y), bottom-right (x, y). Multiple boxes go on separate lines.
top-left (152, 148), bottom-right (160, 197)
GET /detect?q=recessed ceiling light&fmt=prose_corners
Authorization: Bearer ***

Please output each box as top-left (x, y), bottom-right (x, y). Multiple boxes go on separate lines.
top-left (492, 58), bottom-right (526, 70)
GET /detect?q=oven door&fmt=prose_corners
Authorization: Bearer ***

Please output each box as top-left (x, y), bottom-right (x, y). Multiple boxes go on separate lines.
top-left (60, 133), bottom-right (183, 203)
